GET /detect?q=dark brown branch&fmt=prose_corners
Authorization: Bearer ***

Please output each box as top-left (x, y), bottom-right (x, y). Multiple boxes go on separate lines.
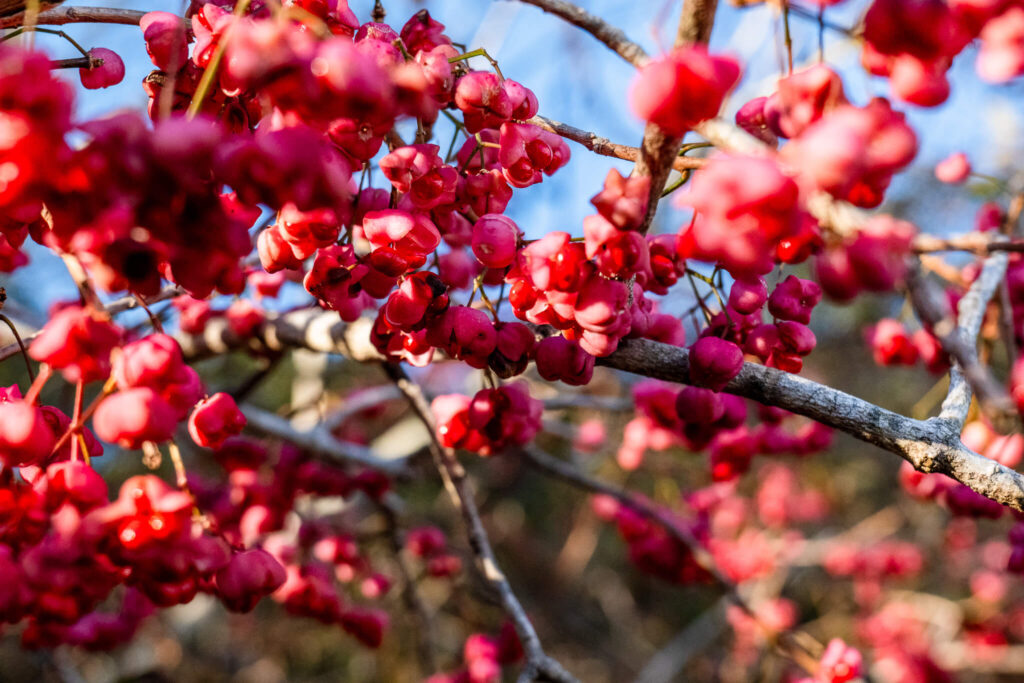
top-left (1, 5), bottom-right (147, 28)
top-left (49, 56), bottom-right (95, 69)
top-left (383, 364), bottom-right (577, 683)
top-left (529, 115), bottom-right (706, 173)
top-left (513, 0), bottom-right (649, 68)
top-left (677, 0), bottom-right (719, 44)
top-left (377, 497), bottom-right (438, 674)
top-left (913, 233), bottom-right (1024, 254)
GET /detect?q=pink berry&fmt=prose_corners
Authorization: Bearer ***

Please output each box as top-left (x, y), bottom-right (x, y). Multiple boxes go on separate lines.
top-left (935, 152), bottom-right (971, 184)
top-left (188, 392), bottom-right (247, 450)
top-left (139, 11), bottom-right (188, 70)
top-left (629, 45), bottom-right (741, 136)
top-left (689, 336), bottom-right (744, 391)
top-left (79, 48), bottom-right (125, 89)
top-left (93, 388), bottom-right (178, 449)
top-left (215, 549), bottom-right (287, 612)
top-left (471, 214), bottom-right (520, 269)
top-left (0, 400), bottom-right (57, 467)
top-left (728, 277), bottom-right (768, 315)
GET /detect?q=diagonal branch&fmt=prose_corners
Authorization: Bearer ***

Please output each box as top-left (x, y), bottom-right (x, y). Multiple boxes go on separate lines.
top-left (907, 251), bottom-right (1017, 431)
top-left (382, 364), bottom-right (577, 683)
top-left (240, 403), bottom-right (411, 474)
top-left (598, 337), bottom-right (1024, 510)
top-left (632, 0), bottom-right (719, 235)
top-left (175, 292), bottom-right (1024, 512)
top-left (529, 115), bottom-right (706, 173)
top-left (376, 497), bottom-right (439, 674)
top-left (633, 597), bottom-right (729, 683)
top-left (511, 0), bottom-right (649, 68)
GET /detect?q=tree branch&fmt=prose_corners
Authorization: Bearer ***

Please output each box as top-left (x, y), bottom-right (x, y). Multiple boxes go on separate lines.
top-left (598, 338), bottom-right (1024, 510)
top-left (376, 496), bottom-right (438, 674)
top-left (177, 309), bottom-right (383, 362)
top-left (913, 233), bottom-right (1024, 254)
top-left (511, 0), bottom-right (649, 68)
top-left (529, 115), bottom-right (706, 173)
top-left (50, 56), bottom-right (95, 69)
top-left (632, 0), bottom-right (718, 235)
top-left (677, 0), bottom-right (718, 44)
top-left (540, 393), bottom-right (632, 412)
top-left (383, 364), bottom-right (577, 683)
top-left (1, 5), bottom-right (147, 28)
top-left (907, 252), bottom-right (1017, 431)
top-left (324, 384), bottom-right (403, 431)
top-left (239, 404), bottom-right (411, 475)
top-left (633, 597), bottom-right (728, 683)
top-left (175, 286), bottom-right (1024, 512)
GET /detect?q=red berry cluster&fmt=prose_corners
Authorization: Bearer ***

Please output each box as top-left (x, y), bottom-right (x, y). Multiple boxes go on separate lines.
top-left (426, 623), bottom-right (523, 683)
top-left (432, 383), bottom-right (542, 456)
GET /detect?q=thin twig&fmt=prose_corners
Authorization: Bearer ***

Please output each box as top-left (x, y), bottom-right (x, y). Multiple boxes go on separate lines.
top-left (907, 252), bottom-right (1016, 430)
top-left (377, 497), bottom-right (438, 674)
top-left (48, 376), bottom-right (115, 456)
top-left (0, 313), bottom-right (33, 380)
top-left (529, 115), bottom-right (706, 173)
top-left (512, 0), bottom-right (649, 67)
top-left (49, 56), bottom-right (95, 69)
top-left (324, 384), bottom-right (403, 431)
top-left (187, 0), bottom-right (252, 117)
top-left (70, 379), bottom-right (84, 462)
top-left (632, 0), bottom-right (719, 235)
top-left (632, 597), bottom-right (729, 683)
top-left (0, 284), bottom-right (184, 364)
top-left (383, 363), bottom-right (577, 683)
